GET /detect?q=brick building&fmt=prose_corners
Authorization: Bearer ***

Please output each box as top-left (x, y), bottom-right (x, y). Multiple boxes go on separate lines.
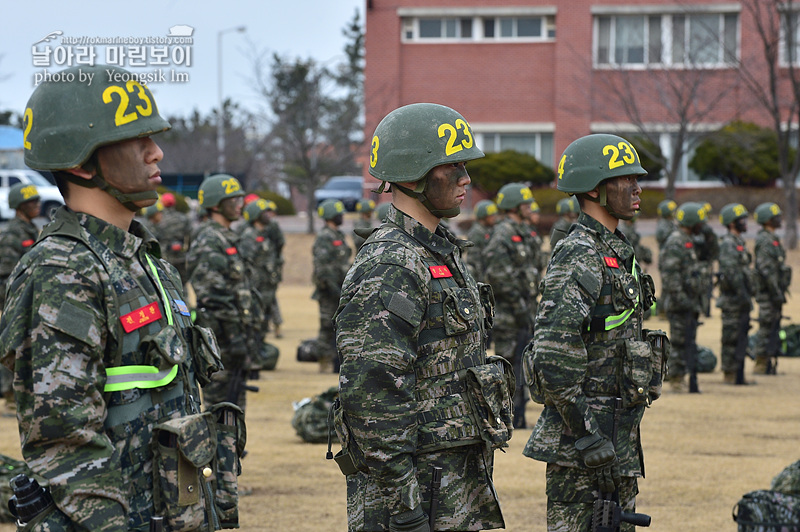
top-left (364, 0), bottom-right (788, 184)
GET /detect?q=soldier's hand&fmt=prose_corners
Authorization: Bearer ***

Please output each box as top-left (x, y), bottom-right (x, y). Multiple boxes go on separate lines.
top-left (575, 434), bottom-right (620, 494)
top-left (388, 507), bottom-right (430, 532)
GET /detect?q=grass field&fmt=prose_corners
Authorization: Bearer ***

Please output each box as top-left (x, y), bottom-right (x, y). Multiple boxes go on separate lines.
top-left (0, 231), bottom-right (798, 531)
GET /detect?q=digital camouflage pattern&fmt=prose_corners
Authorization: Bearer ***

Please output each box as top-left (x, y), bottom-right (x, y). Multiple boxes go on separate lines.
top-left (753, 228), bottom-right (790, 368)
top-left (312, 224), bottom-right (351, 370)
top-left (524, 212), bottom-right (662, 531)
top-left (465, 219), bottom-right (493, 283)
top-left (618, 219), bottom-right (652, 266)
top-left (291, 386), bottom-right (338, 443)
top-left (0, 216), bottom-right (39, 309)
top-left (694, 223), bottom-right (720, 316)
top-left (188, 220), bottom-right (256, 409)
top-left (549, 216), bottom-right (573, 249)
top-left (238, 223), bottom-right (281, 337)
top-left (659, 228), bottom-right (704, 378)
top-left (158, 207), bottom-right (193, 283)
top-left (655, 217), bottom-right (676, 250)
top-left (0, 207), bottom-right (216, 531)
top-left (716, 232), bottom-right (753, 374)
top-left (334, 204), bottom-right (506, 531)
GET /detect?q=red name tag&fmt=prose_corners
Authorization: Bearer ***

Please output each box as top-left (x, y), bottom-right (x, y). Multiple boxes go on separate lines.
top-left (120, 302), bottom-right (162, 333)
top-left (429, 265), bottom-right (452, 278)
top-left (685, 242), bottom-right (694, 249)
top-left (530, 231), bottom-right (538, 237)
top-left (333, 240), bottom-right (343, 246)
top-left (511, 235), bottom-right (523, 243)
top-left (21, 239), bottom-right (35, 248)
top-left (603, 256), bottom-right (619, 268)
top-left (256, 236), bottom-right (265, 243)
top-left (773, 241), bottom-right (780, 247)
top-left (736, 245), bottom-right (744, 252)
top-left (225, 247), bottom-right (238, 255)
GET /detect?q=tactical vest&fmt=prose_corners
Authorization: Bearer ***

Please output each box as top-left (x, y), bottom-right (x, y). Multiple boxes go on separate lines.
top-left (38, 213), bottom-right (200, 529)
top-left (367, 226), bottom-right (490, 453)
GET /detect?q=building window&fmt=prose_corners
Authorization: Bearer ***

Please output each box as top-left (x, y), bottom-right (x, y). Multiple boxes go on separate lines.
top-left (595, 11), bottom-right (739, 68)
top-left (781, 11), bottom-right (800, 65)
top-left (403, 15), bottom-right (555, 42)
top-left (480, 132), bottom-right (554, 168)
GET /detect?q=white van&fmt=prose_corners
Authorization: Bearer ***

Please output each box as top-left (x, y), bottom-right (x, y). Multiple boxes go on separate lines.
top-left (0, 169), bottom-right (64, 220)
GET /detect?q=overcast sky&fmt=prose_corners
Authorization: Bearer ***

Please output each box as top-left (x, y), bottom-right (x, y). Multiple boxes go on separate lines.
top-left (0, 0), bottom-right (364, 120)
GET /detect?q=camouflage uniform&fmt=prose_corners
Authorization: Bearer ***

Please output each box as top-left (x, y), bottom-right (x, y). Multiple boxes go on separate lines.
top-left (465, 219), bottom-right (493, 283)
top-left (334, 204), bottom-right (507, 531)
top-left (753, 228), bottom-right (789, 370)
top-left (0, 216), bottom-right (39, 309)
top-left (716, 232), bottom-right (753, 376)
top-left (694, 224), bottom-right (719, 316)
top-left (0, 208), bottom-right (227, 530)
top-left (188, 220), bottom-right (255, 409)
top-left (265, 216), bottom-right (285, 331)
top-left (659, 229), bottom-right (704, 379)
top-left (312, 222), bottom-right (352, 371)
top-left (159, 207), bottom-right (193, 283)
top-left (238, 220), bottom-right (280, 339)
top-left (549, 216), bottom-right (573, 249)
top-left (618, 219), bottom-right (652, 266)
top-left (352, 217), bottom-right (373, 250)
top-left (524, 212), bottom-right (662, 531)
top-left (655, 218), bottom-right (676, 251)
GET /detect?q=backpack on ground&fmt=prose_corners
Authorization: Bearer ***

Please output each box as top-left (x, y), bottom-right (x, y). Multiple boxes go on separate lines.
top-left (296, 338), bottom-right (320, 362)
top-left (733, 489), bottom-right (800, 531)
top-left (291, 386), bottom-right (338, 443)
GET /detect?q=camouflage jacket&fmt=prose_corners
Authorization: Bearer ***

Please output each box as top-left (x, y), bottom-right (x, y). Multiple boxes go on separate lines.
top-left (334, 204), bottom-right (505, 531)
top-left (312, 225), bottom-right (351, 297)
top-left (158, 208), bottom-right (192, 258)
top-left (619, 220), bottom-right (652, 265)
top-left (527, 223), bottom-right (549, 274)
top-left (0, 216), bottom-right (39, 308)
top-left (351, 217), bottom-right (374, 250)
top-left (238, 223), bottom-right (280, 295)
top-left (754, 228), bottom-right (790, 304)
top-left (659, 229), bottom-right (704, 314)
top-left (266, 218), bottom-right (285, 255)
top-left (464, 220), bottom-right (493, 283)
top-left (524, 212), bottom-right (660, 476)
top-left (484, 217), bottom-right (540, 331)
top-left (716, 232), bottom-right (753, 310)
top-left (0, 207), bottom-right (207, 531)
top-left (656, 218), bottom-right (676, 250)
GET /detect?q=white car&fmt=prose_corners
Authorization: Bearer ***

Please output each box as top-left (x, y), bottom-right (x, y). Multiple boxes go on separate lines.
top-left (0, 168), bottom-right (64, 220)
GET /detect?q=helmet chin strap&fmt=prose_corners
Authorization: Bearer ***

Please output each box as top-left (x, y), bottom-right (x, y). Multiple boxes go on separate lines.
top-left (584, 183), bottom-right (634, 221)
top-left (391, 175), bottom-right (461, 219)
top-left (65, 155), bottom-right (158, 212)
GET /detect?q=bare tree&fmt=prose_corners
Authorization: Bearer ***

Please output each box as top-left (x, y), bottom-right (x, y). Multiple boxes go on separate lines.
top-left (736, 0), bottom-right (800, 249)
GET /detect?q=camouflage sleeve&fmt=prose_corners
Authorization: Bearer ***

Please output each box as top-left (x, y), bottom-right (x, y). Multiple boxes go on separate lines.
top-left (187, 229), bottom-right (234, 309)
top-left (336, 255), bottom-right (427, 514)
top-left (533, 240), bottom-right (603, 438)
top-left (484, 224), bottom-right (529, 322)
top-left (755, 234), bottom-right (784, 300)
top-left (658, 238), bottom-right (686, 299)
top-left (0, 257), bottom-right (127, 530)
top-left (0, 227), bottom-right (22, 278)
top-left (717, 238), bottom-right (741, 287)
top-left (312, 231), bottom-right (347, 293)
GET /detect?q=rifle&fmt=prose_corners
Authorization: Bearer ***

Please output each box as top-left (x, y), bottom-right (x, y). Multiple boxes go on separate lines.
top-left (428, 465), bottom-right (442, 530)
top-left (592, 398), bottom-right (651, 531)
top-left (686, 311), bottom-right (700, 393)
top-left (734, 312), bottom-right (751, 385)
top-left (226, 365), bottom-right (260, 405)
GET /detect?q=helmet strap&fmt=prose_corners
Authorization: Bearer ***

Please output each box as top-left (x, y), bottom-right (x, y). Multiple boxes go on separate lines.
top-left (71, 154), bottom-right (158, 212)
top-left (587, 182), bottom-right (633, 221)
top-left (393, 174), bottom-right (461, 219)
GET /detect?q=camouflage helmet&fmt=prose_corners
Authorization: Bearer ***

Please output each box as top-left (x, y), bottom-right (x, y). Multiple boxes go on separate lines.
top-left (8, 183), bottom-right (40, 209)
top-left (719, 203), bottom-right (748, 226)
top-left (143, 201), bottom-right (164, 219)
top-left (23, 64), bottom-right (170, 171)
top-left (657, 199), bottom-right (677, 218)
top-left (675, 201), bottom-right (707, 228)
top-left (530, 200), bottom-right (541, 213)
top-left (556, 134), bottom-right (647, 194)
top-left (265, 200), bottom-right (278, 212)
top-left (495, 183), bottom-right (535, 210)
top-left (753, 202), bottom-right (782, 225)
top-left (243, 198), bottom-right (270, 223)
top-left (375, 202), bottom-right (391, 221)
top-left (474, 199), bottom-right (498, 220)
top-left (368, 103), bottom-right (484, 184)
top-left (356, 199), bottom-right (376, 213)
top-left (317, 199), bottom-right (345, 221)
top-left (198, 174), bottom-right (244, 209)
top-left (556, 196), bottom-right (580, 215)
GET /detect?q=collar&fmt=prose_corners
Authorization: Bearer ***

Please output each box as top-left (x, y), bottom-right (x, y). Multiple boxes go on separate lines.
top-left (70, 209), bottom-right (151, 260)
top-left (576, 211), bottom-right (634, 261)
top-left (386, 203), bottom-right (458, 256)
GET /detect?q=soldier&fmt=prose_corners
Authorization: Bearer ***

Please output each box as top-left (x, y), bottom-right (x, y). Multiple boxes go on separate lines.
top-left (619, 212), bottom-right (653, 267)
top-left (239, 198), bottom-right (281, 347)
top-left (375, 201), bottom-right (391, 222)
top-left (333, 103), bottom-right (511, 531)
top-left (695, 202), bottom-right (719, 317)
top-left (716, 203), bottom-right (754, 385)
top-left (524, 134), bottom-right (664, 531)
top-left (660, 202), bottom-right (707, 393)
top-left (655, 199), bottom-right (677, 250)
top-left (0, 64), bottom-right (243, 530)
top-left (549, 195), bottom-right (579, 248)
top-left (313, 199), bottom-right (352, 373)
top-left (465, 199), bottom-right (498, 283)
top-left (526, 199), bottom-right (550, 276)
top-left (263, 200), bottom-right (285, 338)
top-left (352, 198), bottom-right (376, 250)
top-left (188, 174), bottom-right (257, 411)
top-left (485, 182), bottom-right (540, 429)
top-left (752, 202), bottom-right (791, 375)
top-left (139, 200), bottom-right (164, 239)
top-left (158, 191), bottom-right (193, 284)
top-left (0, 183), bottom-right (41, 309)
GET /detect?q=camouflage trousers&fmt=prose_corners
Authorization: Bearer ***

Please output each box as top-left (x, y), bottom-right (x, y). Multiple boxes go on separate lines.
top-left (494, 327), bottom-right (531, 425)
top-left (203, 368), bottom-right (247, 412)
top-left (720, 305), bottom-right (750, 373)
top-left (545, 463), bottom-right (639, 532)
top-left (666, 311), bottom-right (699, 378)
top-left (754, 300), bottom-right (783, 360)
top-left (317, 293), bottom-right (339, 371)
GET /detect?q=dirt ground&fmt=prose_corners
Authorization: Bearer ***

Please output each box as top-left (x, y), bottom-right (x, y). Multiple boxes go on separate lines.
top-left (0, 226), bottom-right (798, 531)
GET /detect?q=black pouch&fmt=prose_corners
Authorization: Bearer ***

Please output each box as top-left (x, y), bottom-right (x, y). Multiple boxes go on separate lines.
top-left (621, 339), bottom-right (654, 408)
top-left (465, 355), bottom-right (515, 449)
top-left (644, 329), bottom-right (670, 402)
top-left (208, 402), bottom-right (246, 528)
top-left (188, 325), bottom-right (223, 387)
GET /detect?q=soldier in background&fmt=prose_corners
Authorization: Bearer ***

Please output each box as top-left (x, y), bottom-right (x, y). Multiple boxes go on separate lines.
top-left (139, 201), bottom-right (163, 239)
top-left (655, 199), bottom-right (677, 250)
top-left (549, 195), bottom-right (579, 248)
top-left (334, 103), bottom-right (510, 531)
top-left (752, 202), bottom-right (791, 375)
top-left (312, 199), bottom-right (352, 373)
top-left (158, 191), bottom-right (193, 283)
top-left (660, 202), bottom-right (707, 393)
top-left (716, 203), bottom-right (754, 385)
top-left (485, 182), bottom-right (540, 429)
top-left (263, 200), bottom-right (285, 338)
top-left (523, 134), bottom-right (663, 531)
top-left (188, 174), bottom-right (257, 410)
top-left (619, 212), bottom-right (653, 268)
top-left (526, 199), bottom-right (550, 277)
top-left (695, 202), bottom-right (719, 317)
top-left (465, 199), bottom-right (498, 283)
top-left (375, 201), bottom-right (391, 223)
top-left (351, 198), bottom-right (376, 250)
